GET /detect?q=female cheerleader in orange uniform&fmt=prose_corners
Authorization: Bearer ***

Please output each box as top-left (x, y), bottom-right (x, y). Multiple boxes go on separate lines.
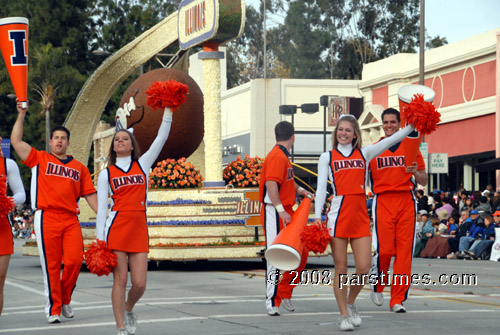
top-left (314, 115), bottom-right (413, 331)
top-left (96, 108), bottom-right (172, 335)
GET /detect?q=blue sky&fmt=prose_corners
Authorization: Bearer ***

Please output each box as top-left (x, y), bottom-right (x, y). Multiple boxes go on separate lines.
top-left (246, 0), bottom-right (500, 44)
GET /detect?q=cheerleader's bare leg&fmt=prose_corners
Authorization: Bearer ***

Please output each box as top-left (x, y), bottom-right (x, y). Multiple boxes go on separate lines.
top-left (112, 251), bottom-right (128, 329)
top-left (0, 255), bottom-right (10, 316)
top-left (346, 236), bottom-right (372, 304)
top-left (331, 237), bottom-right (349, 316)
top-left (125, 252), bottom-right (148, 312)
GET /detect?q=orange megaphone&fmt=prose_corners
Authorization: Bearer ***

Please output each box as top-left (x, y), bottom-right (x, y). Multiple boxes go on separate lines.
top-left (265, 197), bottom-right (312, 271)
top-left (397, 85), bottom-right (435, 166)
top-left (0, 17), bottom-right (29, 108)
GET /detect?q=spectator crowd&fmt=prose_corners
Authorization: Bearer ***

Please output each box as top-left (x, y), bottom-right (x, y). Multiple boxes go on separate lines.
top-left (412, 185), bottom-right (500, 261)
top-left (8, 205), bottom-right (34, 239)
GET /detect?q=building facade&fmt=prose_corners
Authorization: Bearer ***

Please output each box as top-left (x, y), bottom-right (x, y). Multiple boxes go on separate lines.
top-left (220, 28), bottom-right (500, 193)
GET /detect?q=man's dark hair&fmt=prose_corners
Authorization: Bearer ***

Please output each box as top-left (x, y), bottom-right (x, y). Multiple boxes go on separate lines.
top-left (381, 108), bottom-right (401, 123)
top-left (479, 196), bottom-right (487, 204)
top-left (417, 190), bottom-right (424, 196)
top-left (275, 121), bottom-right (294, 141)
top-left (50, 126), bottom-right (71, 141)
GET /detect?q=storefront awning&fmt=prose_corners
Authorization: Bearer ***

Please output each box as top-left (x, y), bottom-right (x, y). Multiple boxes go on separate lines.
top-left (476, 158), bottom-right (500, 172)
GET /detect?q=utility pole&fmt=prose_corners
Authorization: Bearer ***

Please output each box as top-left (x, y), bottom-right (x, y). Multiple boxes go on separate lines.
top-left (263, 0), bottom-right (267, 79)
top-left (419, 0), bottom-right (425, 85)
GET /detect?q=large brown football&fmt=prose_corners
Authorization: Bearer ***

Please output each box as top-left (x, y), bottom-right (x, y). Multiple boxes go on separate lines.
top-left (119, 68), bottom-right (204, 164)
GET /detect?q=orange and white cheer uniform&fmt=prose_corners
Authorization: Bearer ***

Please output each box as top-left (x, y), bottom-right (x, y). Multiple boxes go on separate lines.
top-left (96, 109), bottom-right (172, 252)
top-left (0, 157), bottom-right (25, 255)
top-left (22, 149), bottom-right (95, 318)
top-left (315, 126), bottom-right (414, 239)
top-left (259, 144), bottom-right (308, 310)
top-left (369, 140), bottom-right (425, 308)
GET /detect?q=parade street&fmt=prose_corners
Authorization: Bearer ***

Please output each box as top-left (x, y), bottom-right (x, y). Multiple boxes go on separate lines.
top-left (1, 239), bottom-right (499, 335)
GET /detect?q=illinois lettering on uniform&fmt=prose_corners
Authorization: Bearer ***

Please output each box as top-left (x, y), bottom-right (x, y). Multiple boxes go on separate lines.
top-left (333, 159), bottom-right (365, 172)
top-left (376, 156), bottom-right (406, 169)
top-left (45, 162), bottom-right (81, 181)
top-left (111, 174), bottom-right (145, 190)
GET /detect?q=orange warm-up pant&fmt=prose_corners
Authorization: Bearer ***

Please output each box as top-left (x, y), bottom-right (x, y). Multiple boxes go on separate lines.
top-left (370, 191), bottom-right (417, 308)
top-left (261, 204), bottom-right (308, 310)
top-left (34, 210), bottom-right (84, 317)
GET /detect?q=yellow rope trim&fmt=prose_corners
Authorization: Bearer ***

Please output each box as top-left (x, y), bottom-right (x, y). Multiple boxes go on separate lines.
top-left (293, 175), bottom-right (315, 193)
top-left (291, 162), bottom-right (331, 185)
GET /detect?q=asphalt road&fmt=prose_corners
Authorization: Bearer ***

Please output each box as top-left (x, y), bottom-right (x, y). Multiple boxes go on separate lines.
top-left (1, 239), bottom-right (499, 334)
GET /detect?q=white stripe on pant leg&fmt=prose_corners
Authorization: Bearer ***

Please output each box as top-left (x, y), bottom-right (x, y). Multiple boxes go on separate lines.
top-left (265, 204), bottom-right (279, 310)
top-left (34, 210), bottom-right (52, 318)
top-left (370, 195), bottom-right (380, 292)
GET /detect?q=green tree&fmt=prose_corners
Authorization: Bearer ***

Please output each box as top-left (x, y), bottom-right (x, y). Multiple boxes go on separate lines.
top-left (252, 0), bottom-right (449, 80)
top-left (426, 35), bottom-right (448, 49)
top-left (268, 0), bottom-right (330, 79)
top-left (226, 1), bottom-right (291, 87)
top-left (0, 0), bottom-right (97, 193)
top-left (0, 0), bottom-right (97, 137)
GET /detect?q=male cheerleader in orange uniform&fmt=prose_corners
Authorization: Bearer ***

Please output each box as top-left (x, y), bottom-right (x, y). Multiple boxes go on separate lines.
top-left (11, 101), bottom-right (97, 323)
top-left (369, 108), bottom-right (427, 312)
top-left (259, 121), bottom-right (313, 316)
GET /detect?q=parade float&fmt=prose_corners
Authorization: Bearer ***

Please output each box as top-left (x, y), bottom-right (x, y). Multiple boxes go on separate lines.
top-left (21, 0), bottom-right (331, 262)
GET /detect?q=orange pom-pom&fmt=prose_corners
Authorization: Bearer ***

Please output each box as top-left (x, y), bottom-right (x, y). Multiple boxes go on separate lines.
top-left (145, 80), bottom-right (189, 112)
top-left (84, 240), bottom-right (117, 276)
top-left (401, 93), bottom-right (441, 135)
top-left (0, 175), bottom-right (15, 218)
top-left (300, 222), bottom-right (331, 254)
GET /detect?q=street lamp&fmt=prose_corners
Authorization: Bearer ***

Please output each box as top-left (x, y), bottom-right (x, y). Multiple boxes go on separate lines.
top-left (320, 95), bottom-right (330, 152)
top-left (279, 103), bottom-right (319, 161)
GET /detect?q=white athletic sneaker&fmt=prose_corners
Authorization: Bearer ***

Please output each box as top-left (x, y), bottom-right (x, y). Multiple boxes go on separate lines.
top-left (346, 304), bottom-right (361, 327)
top-left (446, 252), bottom-right (458, 259)
top-left (267, 306), bottom-right (280, 316)
top-left (339, 315), bottom-right (354, 331)
top-left (116, 328), bottom-right (128, 335)
top-left (391, 304), bottom-right (407, 313)
top-left (125, 310), bottom-right (137, 334)
top-left (47, 315), bottom-right (61, 324)
top-left (371, 291), bottom-right (384, 306)
top-left (62, 304), bottom-right (74, 318)
top-left (281, 299), bottom-right (295, 312)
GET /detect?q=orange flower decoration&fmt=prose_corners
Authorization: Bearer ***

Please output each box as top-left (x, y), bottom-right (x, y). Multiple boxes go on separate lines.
top-left (223, 155), bottom-right (263, 188)
top-left (149, 158), bottom-right (203, 189)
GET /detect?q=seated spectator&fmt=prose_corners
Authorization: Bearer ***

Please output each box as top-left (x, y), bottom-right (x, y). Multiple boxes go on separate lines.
top-left (492, 192), bottom-right (500, 211)
top-left (493, 210), bottom-right (500, 227)
top-left (435, 196), bottom-right (455, 218)
top-left (11, 220), bottom-right (20, 239)
top-left (464, 214), bottom-right (496, 259)
top-left (415, 210), bottom-right (428, 240)
top-left (366, 192), bottom-right (373, 212)
top-left (457, 211), bottom-right (485, 258)
top-left (475, 196), bottom-right (492, 218)
top-left (414, 215), bottom-right (438, 257)
top-left (461, 197), bottom-right (473, 213)
top-left (447, 209), bottom-right (474, 258)
top-left (446, 215), bottom-right (459, 235)
top-left (431, 194), bottom-right (443, 214)
top-left (458, 190), bottom-right (468, 212)
top-left (435, 209), bottom-right (449, 234)
top-left (19, 220), bottom-right (31, 238)
top-left (417, 190), bottom-right (429, 212)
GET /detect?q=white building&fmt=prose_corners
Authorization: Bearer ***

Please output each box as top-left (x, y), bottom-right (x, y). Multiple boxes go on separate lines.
top-left (206, 27), bottom-right (500, 192)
